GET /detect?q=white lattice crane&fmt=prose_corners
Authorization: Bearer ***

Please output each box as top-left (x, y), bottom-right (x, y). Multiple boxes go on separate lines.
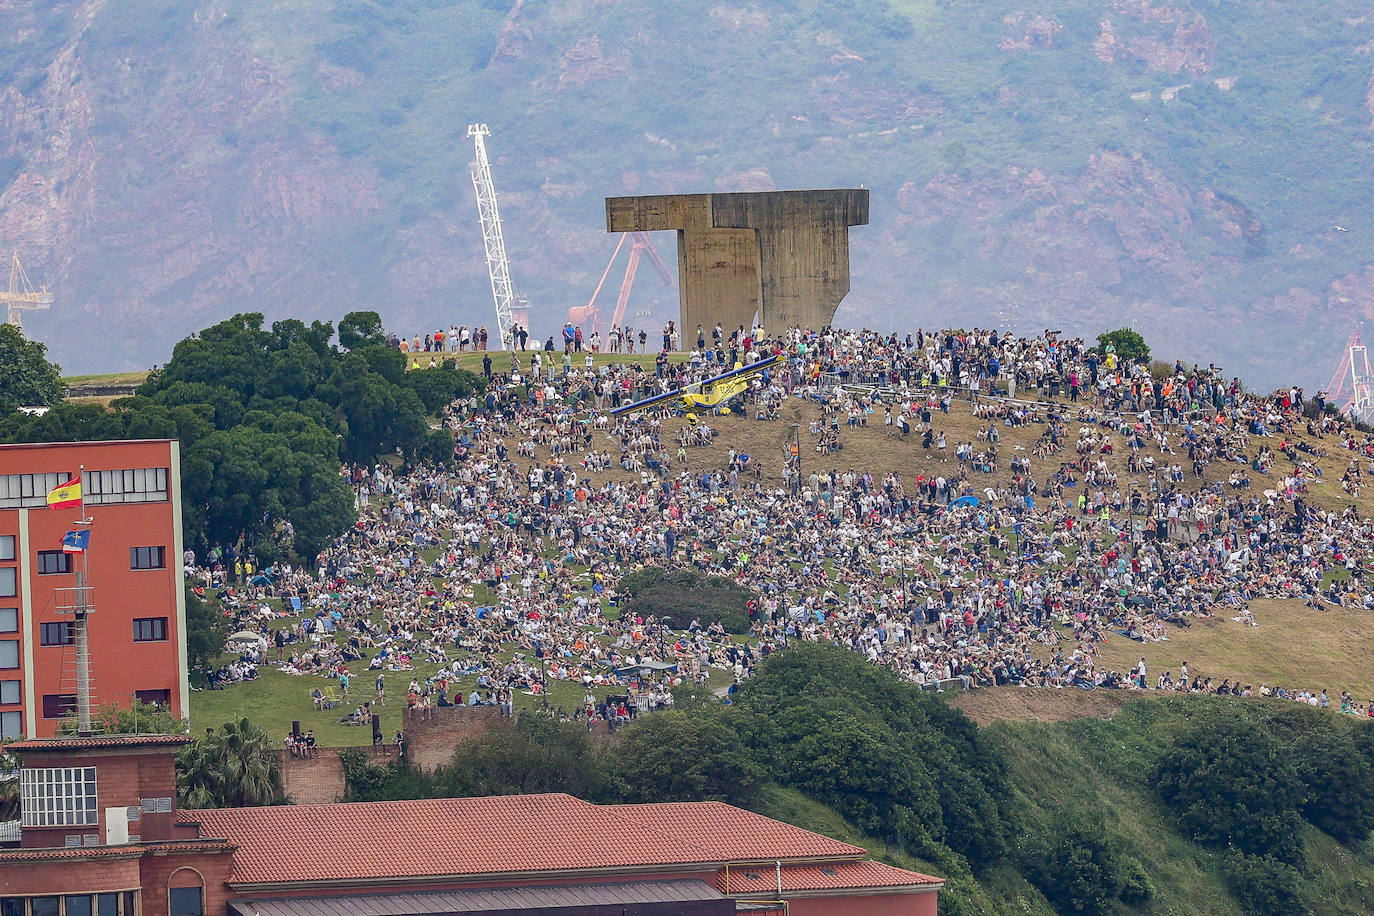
top-left (3, 252), bottom-right (53, 332)
top-left (467, 124), bottom-right (516, 349)
top-left (1323, 329), bottom-right (1374, 423)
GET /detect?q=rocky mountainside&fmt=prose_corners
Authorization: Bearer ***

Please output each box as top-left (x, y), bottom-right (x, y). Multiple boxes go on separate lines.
top-left (2, 0), bottom-right (1372, 386)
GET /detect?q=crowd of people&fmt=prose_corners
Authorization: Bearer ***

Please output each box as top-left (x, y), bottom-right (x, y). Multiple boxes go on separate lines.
top-left (193, 323), bottom-right (1374, 727)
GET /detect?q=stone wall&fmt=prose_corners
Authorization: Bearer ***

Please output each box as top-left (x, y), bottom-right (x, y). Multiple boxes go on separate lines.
top-left (277, 706), bottom-right (505, 804)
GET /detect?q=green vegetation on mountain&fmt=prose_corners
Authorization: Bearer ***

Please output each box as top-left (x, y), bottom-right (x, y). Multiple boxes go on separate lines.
top-left (2, 0), bottom-right (1372, 385)
top-left (333, 643), bottom-right (1374, 914)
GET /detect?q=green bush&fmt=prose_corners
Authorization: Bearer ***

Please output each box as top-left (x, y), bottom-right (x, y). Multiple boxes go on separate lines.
top-left (1155, 719), bottom-right (1306, 864)
top-left (1024, 817), bottom-right (1148, 915)
top-left (618, 567), bottom-right (754, 634)
top-left (1222, 853), bottom-right (1304, 916)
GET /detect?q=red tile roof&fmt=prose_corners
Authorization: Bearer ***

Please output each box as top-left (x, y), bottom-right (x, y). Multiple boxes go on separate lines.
top-left (183, 794), bottom-right (877, 887)
top-left (6, 734), bottom-right (193, 752)
top-left (604, 801), bottom-right (864, 861)
top-left (714, 861), bottom-right (944, 895)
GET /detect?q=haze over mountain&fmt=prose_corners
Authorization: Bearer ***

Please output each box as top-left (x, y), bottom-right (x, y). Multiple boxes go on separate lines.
top-left (2, 0), bottom-right (1372, 386)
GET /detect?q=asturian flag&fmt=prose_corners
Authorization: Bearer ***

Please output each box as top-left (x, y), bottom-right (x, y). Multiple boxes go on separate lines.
top-left (61, 530), bottom-right (90, 553)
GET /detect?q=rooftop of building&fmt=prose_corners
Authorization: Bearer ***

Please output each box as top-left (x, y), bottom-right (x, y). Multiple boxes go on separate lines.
top-left (181, 794), bottom-right (939, 890)
top-left (5, 733), bottom-right (194, 752)
top-left (0, 439), bottom-right (175, 451)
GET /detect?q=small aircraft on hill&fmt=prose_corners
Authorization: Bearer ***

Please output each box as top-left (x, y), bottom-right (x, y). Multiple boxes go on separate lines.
top-left (609, 352), bottom-right (786, 422)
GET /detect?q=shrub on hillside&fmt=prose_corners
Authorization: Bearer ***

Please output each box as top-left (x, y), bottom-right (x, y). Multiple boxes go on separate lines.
top-left (1222, 853), bottom-right (1304, 916)
top-left (618, 567), bottom-right (753, 634)
top-left (1290, 724), bottom-right (1374, 845)
top-left (1024, 817), bottom-right (1150, 915)
top-left (611, 705), bottom-right (764, 805)
top-left (1155, 719), bottom-right (1305, 864)
top-left (735, 644), bottom-right (1014, 871)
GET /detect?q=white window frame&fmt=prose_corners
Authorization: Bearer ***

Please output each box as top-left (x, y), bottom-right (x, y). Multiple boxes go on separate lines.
top-left (20, 767), bottom-right (98, 828)
top-left (83, 469), bottom-right (169, 506)
top-left (0, 474), bottom-right (66, 510)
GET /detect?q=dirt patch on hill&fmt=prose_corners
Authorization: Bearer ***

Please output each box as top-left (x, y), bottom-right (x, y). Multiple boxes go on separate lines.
top-left (948, 686), bottom-right (1129, 725)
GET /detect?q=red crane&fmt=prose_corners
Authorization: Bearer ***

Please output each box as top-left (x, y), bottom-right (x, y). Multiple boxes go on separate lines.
top-left (1322, 329), bottom-right (1374, 422)
top-left (568, 232), bottom-right (675, 341)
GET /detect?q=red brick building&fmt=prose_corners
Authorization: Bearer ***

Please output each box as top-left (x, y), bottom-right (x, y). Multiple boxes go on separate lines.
top-left (0, 735), bottom-right (942, 916)
top-left (0, 441), bottom-right (188, 739)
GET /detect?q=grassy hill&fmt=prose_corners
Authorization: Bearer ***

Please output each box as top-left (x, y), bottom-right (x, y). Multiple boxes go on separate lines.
top-left (2, 1), bottom-right (1372, 386)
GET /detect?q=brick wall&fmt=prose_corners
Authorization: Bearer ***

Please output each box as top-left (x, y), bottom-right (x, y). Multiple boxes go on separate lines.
top-left (278, 706), bottom-right (505, 803)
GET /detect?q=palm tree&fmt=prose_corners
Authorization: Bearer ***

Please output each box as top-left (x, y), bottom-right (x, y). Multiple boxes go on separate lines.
top-left (177, 717), bottom-right (284, 808)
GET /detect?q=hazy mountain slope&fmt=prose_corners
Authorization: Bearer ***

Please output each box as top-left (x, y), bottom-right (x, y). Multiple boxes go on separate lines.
top-left (2, 0), bottom-right (1372, 386)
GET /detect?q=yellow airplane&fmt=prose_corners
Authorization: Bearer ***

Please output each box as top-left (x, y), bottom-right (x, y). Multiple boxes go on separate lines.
top-left (609, 352), bottom-right (786, 420)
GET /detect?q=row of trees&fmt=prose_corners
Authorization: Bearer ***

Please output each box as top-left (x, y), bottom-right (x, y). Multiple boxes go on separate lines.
top-left (338, 644), bottom-right (1016, 914)
top-left (0, 312), bottom-right (483, 560)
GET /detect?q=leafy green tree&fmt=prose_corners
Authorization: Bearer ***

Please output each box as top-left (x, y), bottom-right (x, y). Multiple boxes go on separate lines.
top-left (1096, 328), bottom-right (1150, 362)
top-left (184, 586), bottom-right (228, 676)
top-left (735, 644), bottom-right (1013, 869)
top-left (1290, 724), bottom-right (1374, 844)
top-left (0, 324), bottom-right (62, 409)
top-left (1155, 719), bottom-right (1305, 863)
top-left (405, 364), bottom-right (484, 414)
top-left (337, 310), bottom-right (386, 351)
top-left (1024, 816), bottom-right (1148, 915)
top-left (612, 706), bottom-right (764, 805)
top-left (436, 713), bottom-right (607, 800)
top-left (57, 700), bottom-right (185, 736)
top-left (1222, 853), bottom-right (1304, 916)
top-left (176, 717), bottom-right (285, 808)
top-left (618, 568), bottom-right (754, 634)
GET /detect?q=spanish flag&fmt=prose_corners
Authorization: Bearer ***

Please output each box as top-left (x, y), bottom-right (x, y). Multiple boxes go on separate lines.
top-left (46, 477), bottom-right (82, 510)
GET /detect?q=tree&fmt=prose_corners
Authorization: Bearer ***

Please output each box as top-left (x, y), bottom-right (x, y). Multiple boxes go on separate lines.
top-left (57, 700), bottom-right (186, 736)
top-left (1095, 328), bottom-right (1150, 363)
top-left (435, 713), bottom-right (608, 800)
top-left (177, 717), bottom-right (285, 808)
top-left (1025, 816), bottom-right (1149, 915)
top-left (735, 644), bottom-right (1013, 869)
top-left (337, 310), bottom-right (386, 351)
top-left (618, 568), bottom-right (754, 633)
top-left (184, 586), bottom-right (228, 676)
top-left (1155, 719), bottom-right (1305, 863)
top-left (405, 364), bottom-right (484, 414)
top-left (612, 706), bottom-right (764, 805)
top-left (0, 324), bottom-right (63, 409)
top-left (1290, 723), bottom-right (1374, 844)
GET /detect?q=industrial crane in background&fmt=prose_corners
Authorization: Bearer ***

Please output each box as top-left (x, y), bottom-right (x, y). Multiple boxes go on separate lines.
top-left (569, 231), bottom-right (674, 340)
top-left (3, 252), bottom-right (53, 332)
top-left (467, 124), bottom-right (516, 349)
top-left (1323, 328), bottom-right (1374, 424)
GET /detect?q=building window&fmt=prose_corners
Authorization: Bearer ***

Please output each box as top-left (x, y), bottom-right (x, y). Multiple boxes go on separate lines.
top-left (36, 552), bottom-right (71, 575)
top-left (0, 473), bottom-right (66, 510)
top-left (0, 711), bottom-right (20, 740)
top-left (64, 898), bottom-right (91, 916)
top-left (167, 889), bottom-right (201, 916)
top-left (96, 895), bottom-right (119, 916)
top-left (0, 641), bottom-right (16, 669)
top-left (20, 767), bottom-right (97, 827)
top-left (39, 622), bottom-right (73, 647)
top-left (0, 608), bottom-right (15, 632)
top-left (1, 899), bottom-right (22, 916)
top-left (41, 695), bottom-right (76, 720)
top-left (132, 618), bottom-right (167, 642)
top-left (29, 901), bottom-right (58, 916)
top-left (1, 680), bottom-right (20, 704)
top-left (0, 569), bottom-right (13, 599)
top-left (129, 547), bottom-right (165, 570)
top-left (0, 535), bottom-right (13, 561)
top-left (134, 689), bottom-right (170, 707)
top-left (83, 468), bottom-right (169, 506)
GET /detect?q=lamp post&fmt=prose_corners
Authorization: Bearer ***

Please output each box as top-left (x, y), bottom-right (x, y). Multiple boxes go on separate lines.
top-left (790, 422), bottom-right (802, 495)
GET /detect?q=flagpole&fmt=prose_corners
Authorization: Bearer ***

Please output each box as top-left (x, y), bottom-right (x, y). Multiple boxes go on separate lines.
top-left (73, 465), bottom-right (92, 735)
